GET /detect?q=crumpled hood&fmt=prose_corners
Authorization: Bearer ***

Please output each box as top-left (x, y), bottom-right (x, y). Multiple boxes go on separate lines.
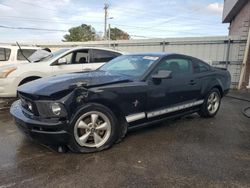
top-left (18, 71), bottom-right (132, 96)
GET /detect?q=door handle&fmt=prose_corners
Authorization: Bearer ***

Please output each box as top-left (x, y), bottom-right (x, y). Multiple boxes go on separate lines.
top-left (189, 80), bottom-right (196, 85)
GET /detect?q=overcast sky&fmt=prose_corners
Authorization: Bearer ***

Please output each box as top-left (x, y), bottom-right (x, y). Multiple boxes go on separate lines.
top-left (0, 0), bottom-right (229, 43)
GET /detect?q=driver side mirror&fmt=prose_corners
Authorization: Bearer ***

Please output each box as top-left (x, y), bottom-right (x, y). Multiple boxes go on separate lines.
top-left (152, 70), bottom-right (172, 79)
top-left (151, 70), bottom-right (172, 84)
top-left (58, 57), bottom-right (67, 65)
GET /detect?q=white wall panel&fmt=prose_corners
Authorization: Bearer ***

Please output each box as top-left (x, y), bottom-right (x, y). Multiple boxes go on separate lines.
top-left (37, 36), bottom-right (246, 88)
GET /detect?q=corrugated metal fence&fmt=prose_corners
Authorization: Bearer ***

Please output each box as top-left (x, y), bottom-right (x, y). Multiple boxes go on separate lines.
top-left (40, 36), bottom-right (247, 88)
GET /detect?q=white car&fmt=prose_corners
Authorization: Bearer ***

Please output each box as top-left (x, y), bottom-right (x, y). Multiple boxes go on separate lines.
top-left (0, 45), bottom-right (40, 67)
top-left (0, 47), bottom-right (123, 98)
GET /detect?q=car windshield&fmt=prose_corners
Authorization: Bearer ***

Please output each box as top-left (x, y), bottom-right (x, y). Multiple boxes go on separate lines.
top-left (99, 55), bottom-right (160, 77)
top-left (29, 48), bottom-right (69, 63)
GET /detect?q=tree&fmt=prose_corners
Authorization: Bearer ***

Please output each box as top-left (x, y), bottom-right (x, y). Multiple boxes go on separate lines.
top-left (108, 27), bottom-right (130, 40)
top-left (63, 24), bottom-right (97, 42)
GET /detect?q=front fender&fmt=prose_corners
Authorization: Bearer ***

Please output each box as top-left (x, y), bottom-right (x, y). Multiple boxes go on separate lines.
top-left (67, 88), bottom-right (124, 123)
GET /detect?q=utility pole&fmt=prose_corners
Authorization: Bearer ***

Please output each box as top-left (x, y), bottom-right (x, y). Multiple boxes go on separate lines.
top-left (108, 23), bottom-right (111, 47)
top-left (104, 3), bottom-right (109, 40)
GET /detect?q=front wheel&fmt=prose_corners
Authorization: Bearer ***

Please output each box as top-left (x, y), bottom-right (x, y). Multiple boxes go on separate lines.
top-left (198, 88), bottom-right (221, 118)
top-left (68, 104), bottom-right (120, 153)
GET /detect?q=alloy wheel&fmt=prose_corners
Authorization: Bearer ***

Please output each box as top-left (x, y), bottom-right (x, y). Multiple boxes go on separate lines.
top-left (207, 92), bottom-right (220, 114)
top-left (74, 111), bottom-right (111, 148)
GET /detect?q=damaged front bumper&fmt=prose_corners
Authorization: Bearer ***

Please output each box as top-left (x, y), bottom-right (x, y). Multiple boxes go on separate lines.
top-left (10, 100), bottom-right (71, 146)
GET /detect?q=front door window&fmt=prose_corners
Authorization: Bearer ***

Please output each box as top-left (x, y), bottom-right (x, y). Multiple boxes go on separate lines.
top-left (155, 58), bottom-right (191, 76)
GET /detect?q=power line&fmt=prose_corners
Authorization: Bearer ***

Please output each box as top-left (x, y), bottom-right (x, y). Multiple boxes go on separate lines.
top-left (112, 23), bottom-right (217, 35)
top-left (0, 14), bottom-right (226, 36)
top-left (0, 21), bottom-right (225, 37)
top-left (101, 2), bottom-right (205, 20)
top-left (15, 0), bottom-right (57, 11)
top-left (0, 15), bottom-right (225, 33)
top-left (129, 31), bottom-right (227, 39)
top-left (0, 15), bottom-right (61, 22)
top-left (0, 3), bottom-right (222, 26)
top-left (1, 1), bottom-right (223, 25)
top-left (108, 4), bottom-right (221, 25)
top-left (0, 2), bottom-right (55, 18)
top-left (0, 15), bottom-right (226, 33)
top-left (113, 22), bottom-right (224, 30)
top-left (0, 16), bottom-right (103, 25)
top-left (120, 4), bottom-right (226, 24)
top-left (0, 3), bottom-right (227, 37)
top-left (62, 3), bottom-right (221, 25)
top-left (0, 25), bottom-right (67, 32)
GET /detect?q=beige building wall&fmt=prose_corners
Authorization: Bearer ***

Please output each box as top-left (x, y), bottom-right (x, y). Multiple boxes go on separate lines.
top-left (229, 0), bottom-right (250, 36)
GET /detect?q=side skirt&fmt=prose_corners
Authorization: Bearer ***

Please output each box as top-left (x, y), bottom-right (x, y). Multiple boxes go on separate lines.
top-left (127, 108), bottom-right (200, 131)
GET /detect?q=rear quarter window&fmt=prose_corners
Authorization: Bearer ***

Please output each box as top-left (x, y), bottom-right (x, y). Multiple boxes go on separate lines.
top-left (0, 48), bottom-right (11, 61)
top-left (17, 49), bottom-right (37, 60)
top-left (193, 60), bottom-right (210, 73)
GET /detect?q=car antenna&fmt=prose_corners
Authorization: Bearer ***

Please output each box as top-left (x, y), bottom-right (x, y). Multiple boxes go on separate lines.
top-left (16, 41), bottom-right (31, 63)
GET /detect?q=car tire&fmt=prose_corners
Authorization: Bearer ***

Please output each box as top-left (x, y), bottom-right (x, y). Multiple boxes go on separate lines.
top-left (68, 103), bottom-right (121, 153)
top-left (115, 120), bottom-right (128, 144)
top-left (198, 88), bottom-right (221, 118)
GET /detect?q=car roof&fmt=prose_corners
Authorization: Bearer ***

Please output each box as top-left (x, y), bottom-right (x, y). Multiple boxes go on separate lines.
top-left (124, 52), bottom-right (173, 57)
top-left (0, 45), bottom-right (40, 49)
top-left (64, 46), bottom-right (125, 54)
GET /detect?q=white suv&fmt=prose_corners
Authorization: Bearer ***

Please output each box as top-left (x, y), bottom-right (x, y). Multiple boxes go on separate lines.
top-left (0, 45), bottom-right (40, 67)
top-left (0, 47), bottom-right (123, 98)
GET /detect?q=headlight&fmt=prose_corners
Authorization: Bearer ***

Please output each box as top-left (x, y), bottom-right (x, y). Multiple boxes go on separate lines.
top-left (51, 103), bottom-right (61, 116)
top-left (35, 101), bottom-right (67, 118)
top-left (0, 67), bottom-right (17, 78)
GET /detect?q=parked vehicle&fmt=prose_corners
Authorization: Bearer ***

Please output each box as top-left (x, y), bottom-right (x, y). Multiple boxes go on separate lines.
top-left (0, 45), bottom-right (40, 67)
top-left (10, 53), bottom-right (231, 153)
top-left (0, 47), bottom-right (123, 98)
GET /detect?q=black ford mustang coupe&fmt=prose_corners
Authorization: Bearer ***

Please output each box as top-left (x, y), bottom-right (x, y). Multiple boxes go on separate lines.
top-left (10, 53), bottom-right (231, 153)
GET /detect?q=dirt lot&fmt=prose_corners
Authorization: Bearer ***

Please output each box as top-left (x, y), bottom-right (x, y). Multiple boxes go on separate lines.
top-left (0, 96), bottom-right (250, 188)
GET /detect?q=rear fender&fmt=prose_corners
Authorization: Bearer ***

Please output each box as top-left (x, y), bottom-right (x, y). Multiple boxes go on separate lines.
top-left (201, 78), bottom-right (224, 98)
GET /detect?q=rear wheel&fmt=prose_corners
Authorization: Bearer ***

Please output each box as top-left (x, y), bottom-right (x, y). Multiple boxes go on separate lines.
top-left (198, 88), bottom-right (221, 118)
top-left (68, 104), bottom-right (120, 153)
